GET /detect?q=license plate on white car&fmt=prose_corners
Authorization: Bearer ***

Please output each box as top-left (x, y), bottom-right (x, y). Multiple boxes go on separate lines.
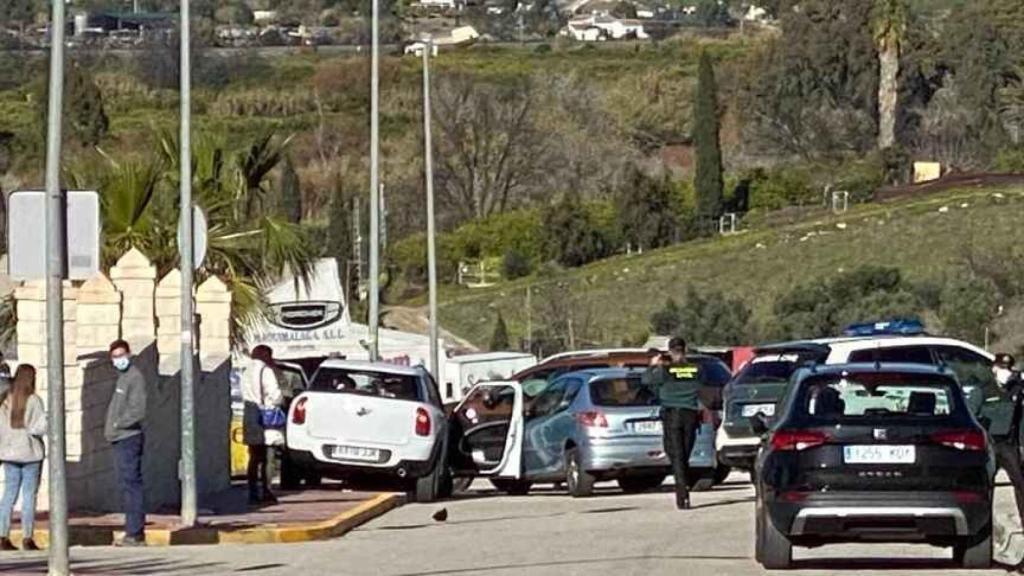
top-left (742, 403), bottom-right (775, 417)
top-left (843, 445), bottom-right (916, 465)
top-left (329, 445), bottom-right (382, 462)
top-left (633, 420), bottom-right (662, 434)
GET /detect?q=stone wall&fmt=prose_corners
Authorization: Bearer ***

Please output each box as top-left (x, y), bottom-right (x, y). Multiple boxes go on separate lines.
top-left (2, 249), bottom-right (233, 514)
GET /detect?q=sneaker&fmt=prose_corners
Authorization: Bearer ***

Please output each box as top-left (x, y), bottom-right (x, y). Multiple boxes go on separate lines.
top-left (116, 536), bottom-right (146, 547)
top-left (261, 491), bottom-right (279, 505)
top-left (675, 493), bottom-right (691, 510)
top-left (21, 539), bottom-right (40, 551)
top-left (0, 538), bottom-right (15, 551)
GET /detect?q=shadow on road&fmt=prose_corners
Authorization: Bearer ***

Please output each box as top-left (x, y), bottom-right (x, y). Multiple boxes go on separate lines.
top-left (0, 556), bottom-right (226, 575)
top-left (792, 557), bottom-right (1016, 571)
top-left (388, 554), bottom-right (750, 576)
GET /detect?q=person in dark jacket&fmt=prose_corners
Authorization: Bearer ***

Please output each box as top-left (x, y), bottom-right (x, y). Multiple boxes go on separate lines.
top-left (105, 339), bottom-right (148, 547)
top-left (642, 337), bottom-right (704, 510)
top-left (975, 353), bottom-right (1024, 524)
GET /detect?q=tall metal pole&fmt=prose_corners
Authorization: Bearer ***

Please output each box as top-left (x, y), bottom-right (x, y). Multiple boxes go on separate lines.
top-left (423, 38), bottom-right (439, 379)
top-left (368, 0), bottom-right (381, 361)
top-left (179, 0), bottom-right (198, 527)
top-left (44, 2), bottom-right (69, 574)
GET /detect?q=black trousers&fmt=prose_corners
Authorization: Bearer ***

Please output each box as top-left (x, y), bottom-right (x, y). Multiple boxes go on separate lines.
top-left (247, 445), bottom-right (276, 496)
top-left (113, 433), bottom-right (146, 539)
top-left (661, 407), bottom-right (699, 499)
top-left (994, 440), bottom-right (1024, 523)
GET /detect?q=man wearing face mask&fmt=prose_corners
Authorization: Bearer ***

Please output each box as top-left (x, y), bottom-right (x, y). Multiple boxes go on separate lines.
top-left (104, 339), bottom-right (148, 546)
top-left (976, 353), bottom-right (1024, 524)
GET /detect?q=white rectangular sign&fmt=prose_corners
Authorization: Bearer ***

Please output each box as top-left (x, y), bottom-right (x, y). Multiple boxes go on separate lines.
top-left (7, 190), bottom-right (100, 280)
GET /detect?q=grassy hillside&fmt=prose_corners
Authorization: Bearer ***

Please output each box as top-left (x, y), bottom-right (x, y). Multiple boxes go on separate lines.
top-left (436, 186), bottom-right (1024, 348)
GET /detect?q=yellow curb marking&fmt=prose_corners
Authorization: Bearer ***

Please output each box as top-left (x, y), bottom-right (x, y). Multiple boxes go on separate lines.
top-left (11, 493), bottom-right (404, 548)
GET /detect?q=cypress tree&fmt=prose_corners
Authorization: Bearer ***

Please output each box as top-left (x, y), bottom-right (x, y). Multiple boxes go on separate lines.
top-left (280, 156), bottom-right (302, 223)
top-left (693, 50), bottom-right (723, 225)
top-left (326, 174), bottom-right (353, 294)
top-left (490, 312), bottom-right (510, 351)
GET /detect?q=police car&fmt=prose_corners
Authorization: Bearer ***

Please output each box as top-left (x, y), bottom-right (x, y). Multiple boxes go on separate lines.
top-left (716, 320), bottom-right (996, 472)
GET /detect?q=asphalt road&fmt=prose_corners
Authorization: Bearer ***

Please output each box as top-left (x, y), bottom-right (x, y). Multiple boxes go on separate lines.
top-left (1, 475), bottom-right (1018, 576)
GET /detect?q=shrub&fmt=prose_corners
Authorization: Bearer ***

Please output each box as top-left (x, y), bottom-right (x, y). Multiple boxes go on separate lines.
top-left (490, 312), bottom-right (511, 350)
top-left (502, 249), bottom-right (533, 279)
top-left (650, 298), bottom-right (682, 335)
top-left (746, 165), bottom-right (816, 211)
top-left (938, 272), bottom-right (999, 344)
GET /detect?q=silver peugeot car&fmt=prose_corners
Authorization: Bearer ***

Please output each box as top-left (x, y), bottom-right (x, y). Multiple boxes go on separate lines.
top-left (516, 365), bottom-right (730, 497)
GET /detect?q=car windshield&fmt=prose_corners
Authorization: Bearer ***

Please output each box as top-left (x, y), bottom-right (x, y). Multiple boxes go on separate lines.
top-left (733, 354), bottom-right (806, 385)
top-left (589, 377), bottom-right (656, 407)
top-left (797, 373), bottom-right (958, 422)
top-left (311, 368), bottom-right (422, 402)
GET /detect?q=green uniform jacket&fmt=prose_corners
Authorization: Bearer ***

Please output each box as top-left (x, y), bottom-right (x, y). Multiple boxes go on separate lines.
top-left (641, 363), bottom-right (702, 410)
top-left (971, 377), bottom-right (1023, 441)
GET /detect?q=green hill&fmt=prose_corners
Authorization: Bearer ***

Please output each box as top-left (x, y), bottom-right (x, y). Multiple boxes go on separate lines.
top-left (436, 185), bottom-right (1024, 350)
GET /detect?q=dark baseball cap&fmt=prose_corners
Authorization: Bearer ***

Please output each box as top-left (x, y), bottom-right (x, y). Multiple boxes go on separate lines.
top-left (668, 337), bottom-right (687, 352)
top-left (995, 353), bottom-right (1016, 368)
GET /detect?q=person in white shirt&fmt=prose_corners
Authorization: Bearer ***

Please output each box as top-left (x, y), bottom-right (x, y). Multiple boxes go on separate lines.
top-left (242, 345), bottom-right (284, 504)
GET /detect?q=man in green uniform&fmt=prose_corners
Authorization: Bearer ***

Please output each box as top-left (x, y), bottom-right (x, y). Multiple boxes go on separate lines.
top-left (642, 337), bottom-right (703, 510)
top-left (973, 353), bottom-right (1024, 523)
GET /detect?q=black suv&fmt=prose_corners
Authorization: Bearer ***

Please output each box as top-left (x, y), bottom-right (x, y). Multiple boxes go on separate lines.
top-left (753, 364), bottom-right (995, 569)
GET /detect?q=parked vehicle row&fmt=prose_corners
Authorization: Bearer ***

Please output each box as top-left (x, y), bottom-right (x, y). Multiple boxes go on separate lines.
top-left (269, 317), bottom-right (1004, 571)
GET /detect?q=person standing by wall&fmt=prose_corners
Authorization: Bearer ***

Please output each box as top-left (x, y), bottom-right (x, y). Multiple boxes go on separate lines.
top-left (105, 339), bottom-right (148, 547)
top-left (242, 345), bottom-right (285, 505)
top-left (642, 337), bottom-right (704, 510)
top-left (0, 365), bottom-right (46, 551)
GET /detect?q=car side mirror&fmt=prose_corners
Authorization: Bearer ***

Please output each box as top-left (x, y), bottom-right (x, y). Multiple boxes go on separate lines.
top-left (749, 413), bottom-right (769, 436)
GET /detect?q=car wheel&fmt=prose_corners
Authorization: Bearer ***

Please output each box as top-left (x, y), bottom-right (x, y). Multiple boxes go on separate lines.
top-left (304, 472), bottom-right (323, 488)
top-left (617, 474), bottom-right (666, 494)
top-left (489, 478), bottom-right (532, 496)
top-left (954, 523), bottom-right (992, 569)
top-left (759, 505), bottom-right (792, 569)
top-left (713, 465), bottom-right (732, 485)
top-left (686, 468), bottom-right (715, 492)
top-left (414, 442), bottom-right (450, 503)
top-left (565, 448), bottom-right (596, 498)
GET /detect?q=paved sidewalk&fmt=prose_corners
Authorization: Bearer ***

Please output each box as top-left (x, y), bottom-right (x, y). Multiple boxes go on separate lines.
top-left (6, 483), bottom-right (403, 548)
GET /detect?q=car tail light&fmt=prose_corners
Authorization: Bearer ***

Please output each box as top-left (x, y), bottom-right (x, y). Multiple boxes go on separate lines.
top-left (778, 491), bottom-right (809, 503)
top-left (931, 429), bottom-right (986, 451)
top-left (415, 407), bottom-right (431, 436)
top-left (577, 411), bottom-right (608, 428)
top-left (292, 397), bottom-right (308, 425)
top-left (770, 430), bottom-right (829, 451)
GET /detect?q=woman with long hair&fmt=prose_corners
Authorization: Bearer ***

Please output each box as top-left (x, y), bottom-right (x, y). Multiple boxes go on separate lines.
top-left (0, 365), bottom-right (46, 551)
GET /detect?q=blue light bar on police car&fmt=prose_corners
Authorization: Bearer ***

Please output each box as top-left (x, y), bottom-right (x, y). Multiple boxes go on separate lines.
top-left (842, 319), bottom-right (925, 337)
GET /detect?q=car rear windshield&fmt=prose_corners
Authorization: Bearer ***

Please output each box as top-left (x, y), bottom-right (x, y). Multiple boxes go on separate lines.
top-left (733, 353), bottom-right (809, 385)
top-left (311, 368), bottom-right (422, 402)
top-left (796, 373), bottom-right (959, 422)
top-left (589, 377), bottom-right (656, 407)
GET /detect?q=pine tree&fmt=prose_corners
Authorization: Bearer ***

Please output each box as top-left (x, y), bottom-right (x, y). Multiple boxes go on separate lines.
top-left (280, 156), bottom-right (303, 223)
top-left (326, 175), bottom-right (353, 296)
top-left (490, 312), bottom-right (510, 351)
top-left (693, 50), bottom-right (723, 225)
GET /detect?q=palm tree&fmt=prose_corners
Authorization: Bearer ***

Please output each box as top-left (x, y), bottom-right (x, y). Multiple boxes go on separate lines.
top-left (873, 0), bottom-right (908, 150)
top-left (71, 131), bottom-right (315, 347)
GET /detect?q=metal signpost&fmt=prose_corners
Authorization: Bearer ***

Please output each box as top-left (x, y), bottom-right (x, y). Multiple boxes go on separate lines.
top-left (179, 0), bottom-right (198, 528)
top-left (367, 0), bottom-right (381, 362)
top-left (422, 37), bottom-right (439, 378)
top-left (44, 0), bottom-right (70, 572)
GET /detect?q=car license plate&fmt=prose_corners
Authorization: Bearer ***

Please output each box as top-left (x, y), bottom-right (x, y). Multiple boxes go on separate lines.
top-left (633, 420), bottom-right (662, 434)
top-left (843, 445), bottom-right (916, 465)
top-left (742, 403), bottom-right (775, 418)
top-left (330, 445), bottom-right (381, 462)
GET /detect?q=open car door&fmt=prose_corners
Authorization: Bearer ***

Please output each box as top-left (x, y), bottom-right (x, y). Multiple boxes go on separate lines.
top-left (449, 381), bottom-right (524, 479)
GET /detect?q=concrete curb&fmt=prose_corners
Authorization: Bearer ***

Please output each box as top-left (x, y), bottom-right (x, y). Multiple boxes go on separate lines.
top-left (11, 493), bottom-right (404, 548)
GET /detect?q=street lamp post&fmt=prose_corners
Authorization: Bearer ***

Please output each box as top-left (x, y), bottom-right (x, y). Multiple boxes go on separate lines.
top-left (368, 0), bottom-right (381, 361)
top-left (44, 0), bottom-right (70, 573)
top-left (179, 0), bottom-right (198, 527)
top-left (422, 38), bottom-right (439, 379)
